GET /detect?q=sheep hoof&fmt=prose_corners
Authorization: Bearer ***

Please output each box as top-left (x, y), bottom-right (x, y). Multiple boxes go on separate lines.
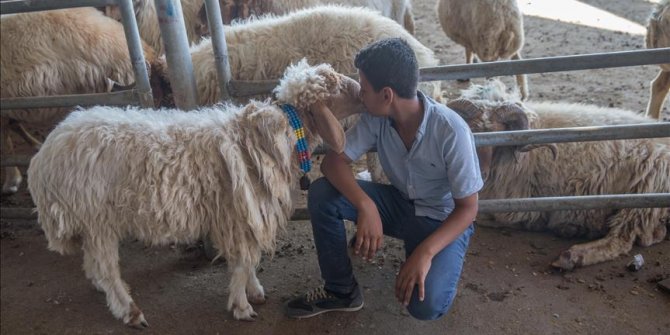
top-left (127, 315), bottom-right (149, 329)
top-left (551, 250), bottom-right (577, 271)
top-left (1, 185), bottom-right (19, 195)
top-left (126, 303), bottom-right (149, 328)
top-left (233, 305), bottom-right (258, 321)
top-left (248, 293), bottom-right (267, 305)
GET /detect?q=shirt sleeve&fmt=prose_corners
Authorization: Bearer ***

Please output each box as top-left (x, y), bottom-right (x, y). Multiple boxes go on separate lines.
top-left (343, 112), bottom-right (379, 161)
top-left (442, 113), bottom-right (484, 199)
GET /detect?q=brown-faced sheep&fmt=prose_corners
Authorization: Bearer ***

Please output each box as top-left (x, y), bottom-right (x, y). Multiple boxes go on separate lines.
top-left (447, 80), bottom-right (669, 270)
top-left (645, 0), bottom-right (670, 120)
top-left (0, 7), bottom-right (159, 195)
top-left (27, 59), bottom-right (364, 325)
top-left (436, 0), bottom-right (529, 100)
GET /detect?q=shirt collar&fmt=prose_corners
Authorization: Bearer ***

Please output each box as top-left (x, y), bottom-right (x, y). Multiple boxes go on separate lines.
top-left (415, 91), bottom-right (431, 142)
top-left (384, 90), bottom-right (432, 141)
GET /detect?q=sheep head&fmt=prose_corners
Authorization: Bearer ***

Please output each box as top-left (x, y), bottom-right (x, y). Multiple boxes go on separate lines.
top-left (646, 1), bottom-right (670, 50)
top-left (274, 59), bottom-right (364, 154)
top-left (448, 80), bottom-right (557, 181)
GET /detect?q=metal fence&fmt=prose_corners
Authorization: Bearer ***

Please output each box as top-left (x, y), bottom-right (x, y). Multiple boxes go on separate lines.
top-left (0, 0), bottom-right (668, 220)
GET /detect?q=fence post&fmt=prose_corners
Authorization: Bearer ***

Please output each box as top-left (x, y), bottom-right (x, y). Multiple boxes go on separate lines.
top-left (153, 0), bottom-right (199, 110)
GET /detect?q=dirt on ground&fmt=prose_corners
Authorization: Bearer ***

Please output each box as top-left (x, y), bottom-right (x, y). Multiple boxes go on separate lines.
top-left (1, 0), bottom-right (669, 334)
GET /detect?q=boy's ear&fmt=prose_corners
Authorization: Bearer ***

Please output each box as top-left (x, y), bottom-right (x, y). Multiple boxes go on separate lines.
top-left (382, 87), bottom-right (394, 105)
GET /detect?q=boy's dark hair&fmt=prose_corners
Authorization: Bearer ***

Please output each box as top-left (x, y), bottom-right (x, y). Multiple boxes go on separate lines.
top-left (354, 38), bottom-right (419, 99)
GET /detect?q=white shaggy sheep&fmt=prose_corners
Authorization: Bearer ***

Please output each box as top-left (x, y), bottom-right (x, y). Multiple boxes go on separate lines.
top-left (0, 7), bottom-right (159, 195)
top-left (180, 5), bottom-right (439, 104)
top-left (156, 5), bottom-right (441, 183)
top-left (447, 80), bottom-right (669, 270)
top-left (231, 0), bottom-right (416, 34)
top-left (27, 60), bottom-right (364, 325)
top-left (436, 0), bottom-right (529, 100)
top-left (645, 0), bottom-right (670, 120)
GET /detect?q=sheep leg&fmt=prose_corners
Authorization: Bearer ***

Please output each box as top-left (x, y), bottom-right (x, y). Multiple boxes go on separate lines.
top-left (457, 49), bottom-right (474, 82)
top-left (82, 235), bottom-right (148, 328)
top-left (402, 8), bottom-right (415, 35)
top-left (511, 53), bottom-right (529, 100)
top-left (551, 233), bottom-right (635, 271)
top-left (246, 267), bottom-right (266, 305)
top-left (227, 262), bottom-right (257, 321)
top-left (9, 121), bottom-right (42, 150)
top-left (1, 119), bottom-right (22, 195)
top-left (551, 207), bottom-right (653, 270)
top-left (645, 70), bottom-right (670, 119)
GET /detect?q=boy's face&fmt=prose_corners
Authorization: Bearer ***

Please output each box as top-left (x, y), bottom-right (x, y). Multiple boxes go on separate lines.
top-left (358, 71), bottom-right (390, 117)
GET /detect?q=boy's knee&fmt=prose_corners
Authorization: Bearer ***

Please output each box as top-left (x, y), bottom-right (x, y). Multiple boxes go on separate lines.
top-left (307, 177), bottom-right (335, 202)
top-left (406, 291), bottom-right (455, 321)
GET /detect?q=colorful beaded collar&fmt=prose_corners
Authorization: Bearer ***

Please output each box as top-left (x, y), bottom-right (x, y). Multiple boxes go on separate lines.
top-left (280, 104), bottom-right (312, 189)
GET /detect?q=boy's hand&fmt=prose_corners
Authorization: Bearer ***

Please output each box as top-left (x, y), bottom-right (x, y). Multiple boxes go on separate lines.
top-left (395, 248), bottom-right (432, 306)
top-left (354, 202), bottom-right (383, 261)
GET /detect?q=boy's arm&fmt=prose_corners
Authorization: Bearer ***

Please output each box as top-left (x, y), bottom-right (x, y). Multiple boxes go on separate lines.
top-left (321, 151), bottom-right (384, 261)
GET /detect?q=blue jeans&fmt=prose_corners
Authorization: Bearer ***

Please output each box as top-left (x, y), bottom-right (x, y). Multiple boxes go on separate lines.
top-left (307, 177), bottom-right (474, 320)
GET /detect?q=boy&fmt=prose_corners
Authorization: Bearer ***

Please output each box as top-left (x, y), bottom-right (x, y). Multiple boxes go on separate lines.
top-left (286, 38), bottom-right (483, 320)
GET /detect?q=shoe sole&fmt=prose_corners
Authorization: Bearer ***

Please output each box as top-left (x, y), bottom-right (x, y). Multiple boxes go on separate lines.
top-left (288, 303), bottom-right (364, 319)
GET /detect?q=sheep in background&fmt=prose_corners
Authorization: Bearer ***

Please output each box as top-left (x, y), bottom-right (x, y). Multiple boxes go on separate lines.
top-left (27, 59), bottom-right (364, 325)
top-left (0, 7), bottom-right (160, 195)
top-left (156, 5), bottom-right (441, 183)
top-left (182, 5), bottom-right (438, 104)
top-left (234, 0), bottom-right (416, 34)
top-left (645, 0), bottom-right (670, 120)
top-left (104, 0), bottom-right (214, 54)
top-left (436, 0), bottom-right (529, 100)
top-left (447, 80), bottom-right (669, 270)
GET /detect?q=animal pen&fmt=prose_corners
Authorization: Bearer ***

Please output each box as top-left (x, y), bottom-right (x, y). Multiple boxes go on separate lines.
top-left (0, 0), bottom-right (669, 221)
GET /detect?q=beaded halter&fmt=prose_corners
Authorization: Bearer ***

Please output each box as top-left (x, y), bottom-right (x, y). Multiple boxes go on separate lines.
top-left (280, 104), bottom-right (312, 189)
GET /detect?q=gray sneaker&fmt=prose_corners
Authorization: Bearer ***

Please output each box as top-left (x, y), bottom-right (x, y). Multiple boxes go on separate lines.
top-left (285, 285), bottom-right (364, 319)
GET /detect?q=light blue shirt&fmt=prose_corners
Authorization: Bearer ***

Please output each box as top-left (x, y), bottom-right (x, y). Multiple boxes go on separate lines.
top-left (344, 91), bottom-right (484, 221)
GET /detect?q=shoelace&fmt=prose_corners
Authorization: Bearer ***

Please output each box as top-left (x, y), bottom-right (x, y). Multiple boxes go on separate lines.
top-left (305, 287), bottom-right (333, 302)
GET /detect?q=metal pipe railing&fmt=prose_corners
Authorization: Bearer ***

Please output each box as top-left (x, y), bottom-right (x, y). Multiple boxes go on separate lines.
top-left (420, 48), bottom-right (670, 81)
top-left (290, 193), bottom-right (670, 221)
top-left (0, 155), bottom-right (33, 167)
top-left (3, 121), bottom-right (667, 166)
top-left (477, 194), bottom-right (670, 213)
top-left (308, 122), bottom-right (669, 155)
top-left (203, 0), bottom-right (233, 101)
top-left (474, 122), bottom-right (670, 147)
top-left (0, 0), bottom-right (117, 14)
top-left (224, 48), bottom-right (670, 97)
top-left (153, 0), bottom-right (198, 110)
top-left (0, 91), bottom-right (139, 111)
top-left (4, 193), bottom-right (668, 221)
top-left (118, 0), bottom-right (154, 108)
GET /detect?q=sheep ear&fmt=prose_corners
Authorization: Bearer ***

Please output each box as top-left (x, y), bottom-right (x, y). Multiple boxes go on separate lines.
top-left (309, 103), bottom-right (345, 154)
top-left (315, 65), bottom-right (341, 93)
top-left (326, 75), bottom-right (364, 120)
